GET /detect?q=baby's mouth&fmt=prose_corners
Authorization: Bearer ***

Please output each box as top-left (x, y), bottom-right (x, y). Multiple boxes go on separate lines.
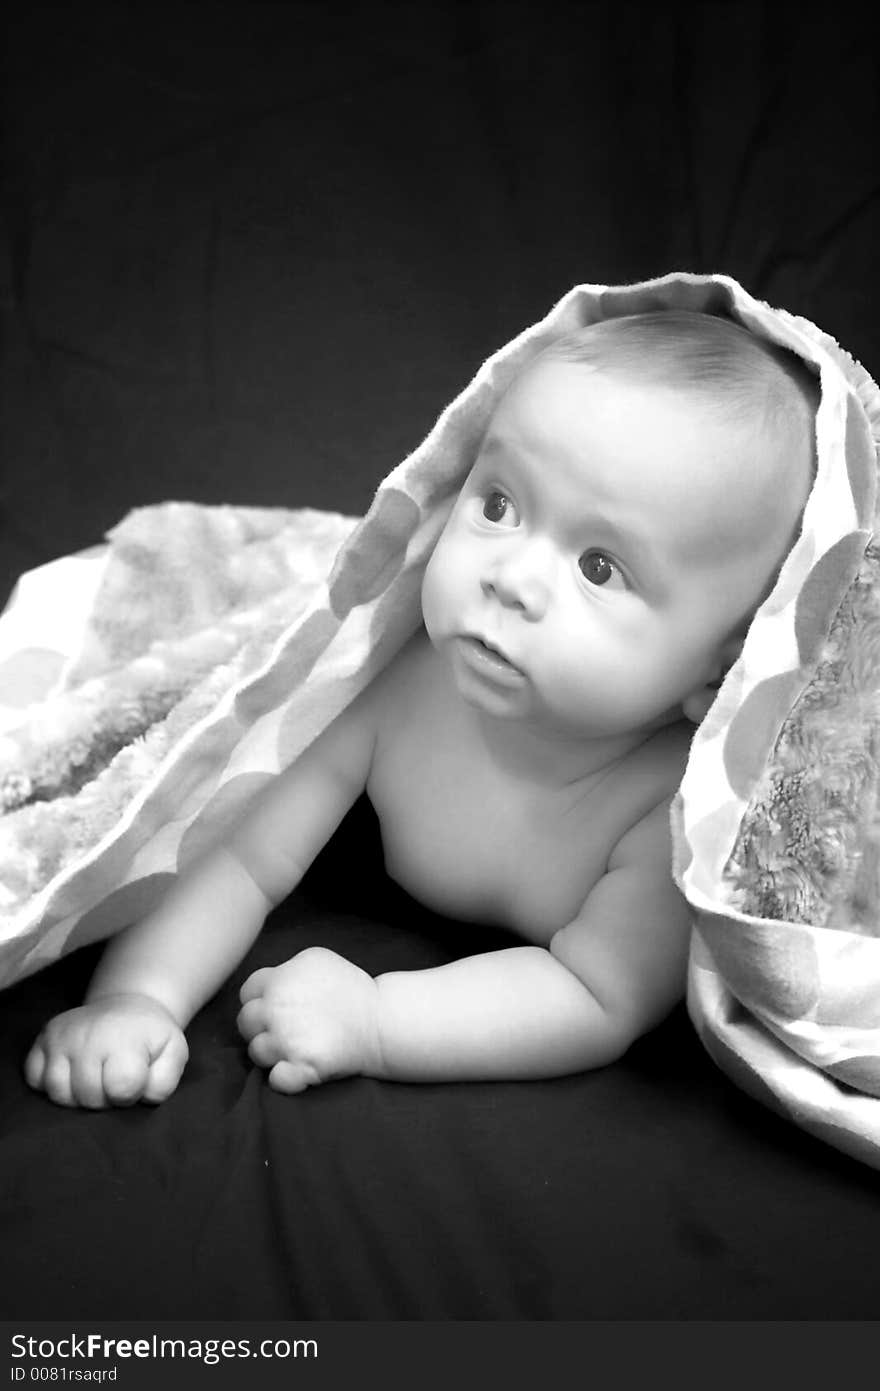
top-left (477, 636), bottom-right (509, 661)
top-left (462, 635), bottom-right (525, 678)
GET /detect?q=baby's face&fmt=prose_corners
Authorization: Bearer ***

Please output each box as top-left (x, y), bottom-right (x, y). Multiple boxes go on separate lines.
top-left (421, 356), bottom-right (802, 740)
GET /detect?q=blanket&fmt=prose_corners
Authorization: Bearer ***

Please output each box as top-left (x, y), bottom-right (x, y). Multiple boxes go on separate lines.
top-left (2, 272), bottom-right (880, 1168)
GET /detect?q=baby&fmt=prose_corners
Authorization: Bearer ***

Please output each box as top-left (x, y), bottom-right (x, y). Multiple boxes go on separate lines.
top-left (24, 309), bottom-right (818, 1107)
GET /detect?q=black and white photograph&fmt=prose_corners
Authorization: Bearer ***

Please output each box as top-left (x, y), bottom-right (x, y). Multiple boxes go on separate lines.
top-left (1, 0), bottom-right (879, 1357)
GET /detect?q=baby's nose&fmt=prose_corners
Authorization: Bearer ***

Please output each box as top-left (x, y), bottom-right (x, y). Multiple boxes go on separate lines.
top-left (481, 540), bottom-right (554, 618)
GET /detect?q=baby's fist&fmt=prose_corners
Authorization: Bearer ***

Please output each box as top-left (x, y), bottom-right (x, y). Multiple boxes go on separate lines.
top-left (237, 946), bottom-right (380, 1093)
top-left (24, 993), bottom-right (188, 1108)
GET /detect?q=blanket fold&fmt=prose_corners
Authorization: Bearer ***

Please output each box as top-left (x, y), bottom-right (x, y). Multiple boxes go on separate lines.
top-left (3, 272), bottom-right (880, 1167)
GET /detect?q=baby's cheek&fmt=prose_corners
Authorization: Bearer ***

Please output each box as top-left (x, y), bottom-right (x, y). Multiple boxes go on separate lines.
top-left (422, 538), bottom-right (464, 626)
top-left (420, 554), bottom-right (450, 639)
top-left (548, 636), bottom-right (642, 726)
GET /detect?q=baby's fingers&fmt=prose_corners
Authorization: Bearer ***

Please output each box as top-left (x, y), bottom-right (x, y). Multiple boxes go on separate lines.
top-left (41, 1053), bottom-right (76, 1107)
top-left (247, 1031), bottom-right (283, 1069)
top-left (26, 1036), bottom-right (109, 1108)
top-left (23, 1040), bottom-right (47, 1093)
top-left (101, 1051), bottom-right (152, 1106)
top-left (142, 1032), bottom-right (189, 1105)
top-left (70, 1053), bottom-right (113, 1109)
top-left (268, 1059), bottom-right (320, 1094)
top-left (236, 998), bottom-right (267, 1041)
top-left (239, 968), bottom-right (272, 1005)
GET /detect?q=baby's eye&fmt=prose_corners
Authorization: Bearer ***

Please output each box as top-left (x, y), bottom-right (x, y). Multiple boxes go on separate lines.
top-left (481, 491), bottom-right (519, 527)
top-left (578, 550), bottom-right (625, 589)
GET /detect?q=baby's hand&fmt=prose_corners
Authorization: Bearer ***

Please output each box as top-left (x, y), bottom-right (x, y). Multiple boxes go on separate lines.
top-left (24, 994), bottom-right (189, 1108)
top-left (237, 947), bottom-right (380, 1093)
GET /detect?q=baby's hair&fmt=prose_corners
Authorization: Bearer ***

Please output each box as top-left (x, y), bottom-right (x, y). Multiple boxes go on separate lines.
top-left (537, 308), bottom-right (820, 473)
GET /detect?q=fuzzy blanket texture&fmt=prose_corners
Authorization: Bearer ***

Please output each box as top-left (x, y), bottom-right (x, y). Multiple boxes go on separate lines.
top-left (2, 272), bottom-right (880, 1167)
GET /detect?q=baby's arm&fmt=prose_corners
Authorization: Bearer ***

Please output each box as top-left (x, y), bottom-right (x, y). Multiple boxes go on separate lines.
top-left (237, 800), bottom-right (693, 1089)
top-left (25, 689), bottom-right (377, 1107)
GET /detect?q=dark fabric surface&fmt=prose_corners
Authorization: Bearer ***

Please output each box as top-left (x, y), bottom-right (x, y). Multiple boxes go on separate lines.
top-left (2, 0), bottom-right (880, 1319)
top-left (4, 796), bottom-right (880, 1321)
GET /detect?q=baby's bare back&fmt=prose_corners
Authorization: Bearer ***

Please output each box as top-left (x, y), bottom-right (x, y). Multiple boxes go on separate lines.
top-left (366, 634), bottom-right (690, 941)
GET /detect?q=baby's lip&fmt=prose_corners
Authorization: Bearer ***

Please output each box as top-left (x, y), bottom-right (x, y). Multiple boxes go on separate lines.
top-left (476, 634), bottom-right (510, 660)
top-left (466, 634), bottom-right (524, 673)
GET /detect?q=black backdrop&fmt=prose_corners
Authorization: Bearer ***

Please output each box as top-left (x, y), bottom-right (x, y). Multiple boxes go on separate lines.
top-left (2, 0), bottom-right (880, 1321)
top-left (4, 1), bottom-right (878, 605)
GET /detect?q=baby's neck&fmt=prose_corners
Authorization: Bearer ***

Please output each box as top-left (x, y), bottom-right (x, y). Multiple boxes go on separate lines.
top-left (468, 705), bottom-right (653, 794)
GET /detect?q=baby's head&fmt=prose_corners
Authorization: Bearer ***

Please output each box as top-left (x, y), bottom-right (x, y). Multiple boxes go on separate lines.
top-left (542, 309), bottom-right (817, 557)
top-left (422, 309), bottom-right (819, 740)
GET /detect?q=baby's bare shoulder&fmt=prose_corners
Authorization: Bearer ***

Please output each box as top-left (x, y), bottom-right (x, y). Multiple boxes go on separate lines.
top-left (620, 719), bottom-right (693, 794)
top-left (608, 722), bottom-right (694, 859)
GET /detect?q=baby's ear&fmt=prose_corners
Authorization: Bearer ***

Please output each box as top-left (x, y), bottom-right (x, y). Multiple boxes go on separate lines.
top-left (681, 629), bottom-right (747, 726)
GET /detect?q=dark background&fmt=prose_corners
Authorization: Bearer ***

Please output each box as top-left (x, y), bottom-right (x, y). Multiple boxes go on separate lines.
top-left (2, 0), bottom-right (880, 1321)
top-left (3, 1), bottom-right (877, 603)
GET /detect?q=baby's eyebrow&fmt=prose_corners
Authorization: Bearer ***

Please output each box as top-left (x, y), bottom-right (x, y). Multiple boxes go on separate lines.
top-left (477, 434), bottom-right (543, 488)
top-left (472, 435), bottom-right (531, 493)
top-left (478, 434), bottom-right (514, 462)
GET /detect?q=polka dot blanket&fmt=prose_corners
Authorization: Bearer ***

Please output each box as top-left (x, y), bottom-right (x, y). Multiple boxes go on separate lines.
top-left (2, 272), bottom-right (879, 1166)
